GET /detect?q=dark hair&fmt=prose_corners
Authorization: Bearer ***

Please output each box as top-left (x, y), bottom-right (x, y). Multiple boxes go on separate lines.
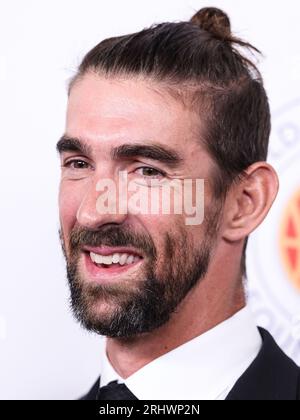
top-left (70, 7), bottom-right (271, 276)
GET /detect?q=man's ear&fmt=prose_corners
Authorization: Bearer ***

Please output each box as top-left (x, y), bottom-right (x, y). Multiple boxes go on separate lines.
top-left (222, 162), bottom-right (279, 242)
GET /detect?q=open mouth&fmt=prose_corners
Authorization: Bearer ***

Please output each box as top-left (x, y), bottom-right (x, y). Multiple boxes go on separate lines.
top-left (90, 251), bottom-right (143, 269)
top-left (82, 246), bottom-right (144, 280)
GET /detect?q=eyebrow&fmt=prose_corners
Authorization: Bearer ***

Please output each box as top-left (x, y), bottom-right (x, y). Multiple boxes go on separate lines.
top-left (56, 135), bottom-right (183, 168)
top-left (111, 144), bottom-right (183, 167)
top-left (56, 135), bottom-right (92, 156)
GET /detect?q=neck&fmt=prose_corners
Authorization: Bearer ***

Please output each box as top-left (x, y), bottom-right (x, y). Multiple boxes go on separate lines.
top-left (106, 252), bottom-right (245, 379)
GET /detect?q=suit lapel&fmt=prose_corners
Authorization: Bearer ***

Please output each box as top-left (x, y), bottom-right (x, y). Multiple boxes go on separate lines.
top-left (226, 328), bottom-right (299, 400)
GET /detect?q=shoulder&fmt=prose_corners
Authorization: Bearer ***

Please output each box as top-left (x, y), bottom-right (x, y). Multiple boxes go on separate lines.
top-left (227, 328), bottom-right (300, 400)
top-left (79, 377), bottom-right (100, 401)
top-left (78, 329), bottom-right (300, 401)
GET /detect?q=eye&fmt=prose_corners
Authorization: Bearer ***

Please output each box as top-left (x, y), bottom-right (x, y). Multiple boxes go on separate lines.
top-left (62, 159), bottom-right (91, 170)
top-left (135, 166), bottom-right (165, 178)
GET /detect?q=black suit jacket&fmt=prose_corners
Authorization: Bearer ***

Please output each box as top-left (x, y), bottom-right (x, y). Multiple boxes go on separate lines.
top-left (81, 329), bottom-right (300, 401)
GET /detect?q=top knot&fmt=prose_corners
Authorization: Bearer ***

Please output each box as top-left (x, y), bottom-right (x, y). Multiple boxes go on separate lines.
top-left (190, 7), bottom-right (232, 39)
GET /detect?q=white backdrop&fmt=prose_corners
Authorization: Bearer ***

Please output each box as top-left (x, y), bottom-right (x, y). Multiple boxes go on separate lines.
top-left (0, 0), bottom-right (299, 400)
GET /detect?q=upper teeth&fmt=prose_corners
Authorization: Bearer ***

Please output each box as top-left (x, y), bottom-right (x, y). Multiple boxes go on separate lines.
top-left (90, 252), bottom-right (141, 266)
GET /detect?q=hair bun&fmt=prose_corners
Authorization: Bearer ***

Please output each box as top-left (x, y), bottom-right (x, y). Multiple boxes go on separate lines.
top-left (190, 7), bottom-right (232, 39)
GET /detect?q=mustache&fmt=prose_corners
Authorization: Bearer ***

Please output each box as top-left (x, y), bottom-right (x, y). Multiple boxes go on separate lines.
top-left (66, 225), bottom-right (157, 259)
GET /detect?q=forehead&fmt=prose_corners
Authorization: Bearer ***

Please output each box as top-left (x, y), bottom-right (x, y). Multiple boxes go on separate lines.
top-left (66, 73), bottom-right (200, 151)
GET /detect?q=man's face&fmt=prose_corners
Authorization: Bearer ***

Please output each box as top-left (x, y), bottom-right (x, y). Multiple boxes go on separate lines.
top-left (58, 72), bottom-right (222, 338)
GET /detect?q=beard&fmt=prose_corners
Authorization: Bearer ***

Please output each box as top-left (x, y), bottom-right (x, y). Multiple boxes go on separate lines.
top-left (60, 210), bottom-right (220, 339)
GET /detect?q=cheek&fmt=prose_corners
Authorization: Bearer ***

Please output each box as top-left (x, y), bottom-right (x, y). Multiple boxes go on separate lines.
top-left (59, 181), bottom-right (84, 231)
top-left (138, 213), bottom-right (187, 251)
top-left (140, 211), bottom-right (208, 253)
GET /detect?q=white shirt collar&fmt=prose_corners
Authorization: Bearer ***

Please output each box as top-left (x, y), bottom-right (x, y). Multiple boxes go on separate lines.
top-left (100, 343), bottom-right (125, 387)
top-left (99, 306), bottom-right (262, 400)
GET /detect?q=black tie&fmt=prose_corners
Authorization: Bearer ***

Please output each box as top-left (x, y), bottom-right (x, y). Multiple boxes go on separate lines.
top-left (96, 380), bottom-right (138, 400)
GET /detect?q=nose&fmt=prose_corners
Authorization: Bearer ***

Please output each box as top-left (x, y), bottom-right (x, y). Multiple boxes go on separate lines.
top-left (76, 175), bottom-right (128, 230)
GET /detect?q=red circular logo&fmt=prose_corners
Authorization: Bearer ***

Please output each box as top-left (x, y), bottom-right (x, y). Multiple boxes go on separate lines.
top-left (280, 189), bottom-right (300, 291)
